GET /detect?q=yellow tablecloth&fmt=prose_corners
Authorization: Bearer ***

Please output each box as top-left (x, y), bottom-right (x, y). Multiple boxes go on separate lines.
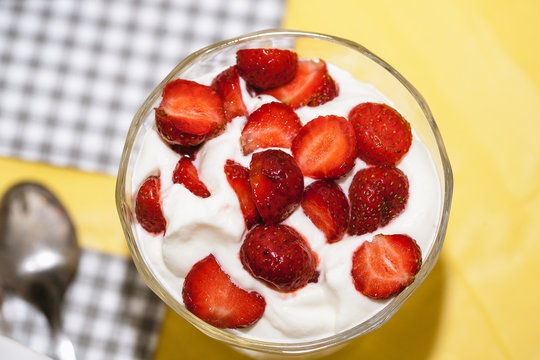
top-left (280, 0), bottom-right (540, 359)
top-left (2, 0), bottom-right (539, 358)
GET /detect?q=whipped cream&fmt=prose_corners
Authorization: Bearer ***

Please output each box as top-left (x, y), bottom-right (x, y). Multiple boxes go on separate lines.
top-left (131, 62), bottom-right (442, 342)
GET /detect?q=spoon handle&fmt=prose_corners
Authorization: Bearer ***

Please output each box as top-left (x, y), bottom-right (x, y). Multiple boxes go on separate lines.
top-left (46, 302), bottom-right (77, 360)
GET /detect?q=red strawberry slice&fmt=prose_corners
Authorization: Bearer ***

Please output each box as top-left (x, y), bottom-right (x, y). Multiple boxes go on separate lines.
top-left (348, 166), bottom-right (409, 236)
top-left (348, 102), bottom-right (412, 165)
top-left (301, 180), bottom-right (349, 243)
top-left (236, 48), bottom-right (298, 90)
top-left (156, 111), bottom-right (210, 146)
top-left (135, 175), bottom-right (166, 234)
top-left (240, 224), bottom-right (317, 292)
top-left (249, 149), bottom-right (304, 224)
top-left (172, 156), bottom-right (211, 198)
top-left (224, 160), bottom-right (261, 229)
top-left (291, 115), bottom-right (356, 179)
top-left (307, 69), bottom-right (339, 107)
top-left (240, 102), bottom-right (302, 155)
top-left (182, 254), bottom-right (266, 328)
top-left (264, 59), bottom-right (338, 109)
top-left (155, 79), bottom-right (226, 145)
top-left (211, 66), bottom-right (248, 122)
top-left (351, 234), bottom-right (422, 299)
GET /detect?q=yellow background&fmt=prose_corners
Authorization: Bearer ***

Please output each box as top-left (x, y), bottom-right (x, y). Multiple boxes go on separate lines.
top-left (2, 0), bottom-right (539, 358)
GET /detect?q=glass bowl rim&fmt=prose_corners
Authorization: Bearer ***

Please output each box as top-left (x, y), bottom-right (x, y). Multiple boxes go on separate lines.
top-left (115, 28), bottom-right (454, 354)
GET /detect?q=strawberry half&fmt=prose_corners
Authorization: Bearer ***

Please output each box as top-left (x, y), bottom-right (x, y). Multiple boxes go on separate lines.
top-left (211, 66), bottom-right (248, 122)
top-left (224, 159), bottom-right (261, 229)
top-left (348, 166), bottom-right (409, 236)
top-left (236, 48), bottom-right (298, 90)
top-left (155, 112), bottom-right (209, 147)
top-left (301, 180), bottom-right (350, 243)
top-left (240, 224), bottom-right (317, 292)
top-left (172, 156), bottom-right (211, 198)
top-left (155, 79), bottom-right (226, 146)
top-left (291, 115), bottom-right (356, 179)
top-left (249, 149), bottom-right (304, 224)
top-left (264, 59), bottom-right (338, 109)
top-left (351, 234), bottom-right (422, 299)
top-left (135, 175), bottom-right (166, 234)
top-left (348, 102), bottom-right (412, 165)
top-left (182, 254), bottom-right (266, 328)
top-left (240, 102), bottom-right (302, 155)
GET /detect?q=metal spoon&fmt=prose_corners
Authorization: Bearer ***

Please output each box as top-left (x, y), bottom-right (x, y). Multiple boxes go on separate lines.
top-left (0, 182), bottom-right (80, 360)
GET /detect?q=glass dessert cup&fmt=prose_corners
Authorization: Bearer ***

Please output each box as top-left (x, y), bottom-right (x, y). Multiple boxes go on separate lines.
top-left (116, 29), bottom-right (453, 357)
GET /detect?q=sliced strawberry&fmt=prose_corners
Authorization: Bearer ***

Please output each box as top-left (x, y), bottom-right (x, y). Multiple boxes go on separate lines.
top-left (211, 66), bottom-right (248, 122)
top-left (249, 149), bottom-right (304, 224)
top-left (240, 102), bottom-right (302, 155)
top-left (348, 166), bottom-right (409, 236)
top-left (224, 160), bottom-right (261, 229)
top-left (307, 69), bottom-right (338, 107)
top-left (135, 175), bottom-right (166, 234)
top-left (172, 156), bottom-right (211, 198)
top-left (182, 254), bottom-right (266, 328)
top-left (240, 224), bottom-right (317, 292)
top-left (291, 115), bottom-right (356, 179)
top-left (301, 180), bottom-right (349, 243)
top-left (351, 234), bottom-right (422, 299)
top-left (156, 110), bottom-right (210, 146)
top-left (348, 102), bottom-right (412, 165)
top-left (155, 79), bottom-right (226, 145)
top-left (236, 48), bottom-right (298, 90)
top-left (264, 59), bottom-right (338, 109)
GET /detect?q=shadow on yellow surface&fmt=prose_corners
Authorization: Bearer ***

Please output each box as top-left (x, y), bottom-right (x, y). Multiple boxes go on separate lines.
top-left (332, 258), bottom-right (446, 360)
top-left (154, 258), bottom-right (446, 360)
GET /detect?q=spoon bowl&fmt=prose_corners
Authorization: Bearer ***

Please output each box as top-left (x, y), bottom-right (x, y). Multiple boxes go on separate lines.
top-left (0, 182), bottom-right (80, 360)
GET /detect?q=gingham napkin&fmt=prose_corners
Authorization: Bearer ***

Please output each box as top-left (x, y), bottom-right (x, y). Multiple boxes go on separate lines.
top-left (1, 249), bottom-right (164, 360)
top-left (0, 0), bottom-right (284, 358)
top-left (0, 0), bottom-right (284, 175)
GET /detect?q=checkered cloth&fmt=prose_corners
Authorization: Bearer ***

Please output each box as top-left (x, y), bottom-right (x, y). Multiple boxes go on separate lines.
top-left (0, 249), bottom-right (164, 360)
top-left (0, 0), bottom-right (284, 175)
top-left (0, 0), bottom-right (284, 358)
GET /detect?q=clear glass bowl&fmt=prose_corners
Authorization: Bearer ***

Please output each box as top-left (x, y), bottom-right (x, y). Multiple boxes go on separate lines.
top-left (115, 29), bottom-right (453, 356)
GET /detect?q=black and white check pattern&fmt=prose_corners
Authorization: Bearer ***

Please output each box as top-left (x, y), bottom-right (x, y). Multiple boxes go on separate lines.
top-left (0, 0), bottom-right (285, 175)
top-left (0, 249), bottom-right (164, 360)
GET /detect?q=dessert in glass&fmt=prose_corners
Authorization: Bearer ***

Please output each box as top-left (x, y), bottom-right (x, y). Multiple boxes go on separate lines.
top-left (115, 29), bottom-right (453, 357)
